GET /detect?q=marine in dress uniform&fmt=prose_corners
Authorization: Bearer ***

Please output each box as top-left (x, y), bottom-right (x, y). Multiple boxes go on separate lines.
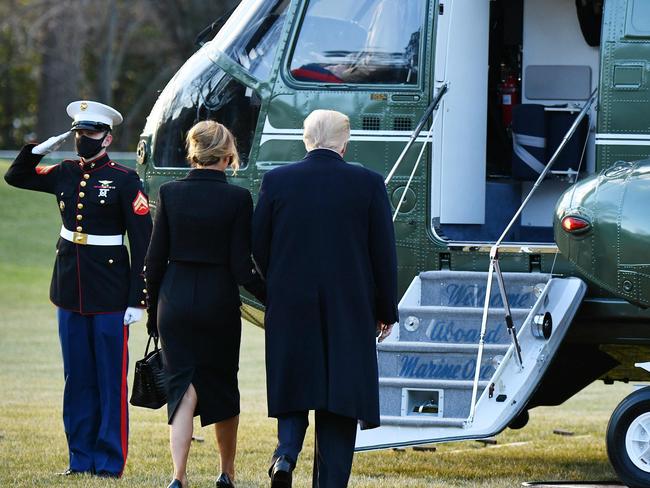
top-left (4, 101), bottom-right (152, 477)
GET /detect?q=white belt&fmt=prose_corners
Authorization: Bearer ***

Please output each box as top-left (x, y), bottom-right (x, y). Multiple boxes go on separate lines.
top-left (60, 226), bottom-right (124, 246)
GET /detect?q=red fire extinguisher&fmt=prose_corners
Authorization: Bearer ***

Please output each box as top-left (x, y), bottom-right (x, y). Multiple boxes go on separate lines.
top-left (497, 74), bottom-right (519, 129)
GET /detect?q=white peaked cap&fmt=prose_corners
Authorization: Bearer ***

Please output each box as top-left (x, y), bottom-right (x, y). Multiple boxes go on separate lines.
top-left (66, 100), bottom-right (123, 130)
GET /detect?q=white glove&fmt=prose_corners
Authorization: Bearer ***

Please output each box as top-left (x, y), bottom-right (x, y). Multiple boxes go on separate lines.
top-left (32, 131), bottom-right (72, 155)
top-left (123, 307), bottom-right (144, 325)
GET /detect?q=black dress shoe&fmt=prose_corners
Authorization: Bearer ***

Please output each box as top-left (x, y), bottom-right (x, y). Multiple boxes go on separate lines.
top-left (269, 455), bottom-right (294, 488)
top-left (216, 472), bottom-right (235, 488)
top-left (95, 470), bottom-right (120, 478)
top-left (167, 479), bottom-right (183, 488)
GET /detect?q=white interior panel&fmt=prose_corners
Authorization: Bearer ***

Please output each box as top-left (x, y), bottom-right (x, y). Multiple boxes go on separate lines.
top-left (434, 1), bottom-right (451, 83)
top-left (430, 98), bottom-right (444, 221)
top-left (435, 0), bottom-right (489, 224)
top-left (520, 180), bottom-right (572, 227)
top-left (522, 0), bottom-right (599, 176)
top-left (522, 0), bottom-right (600, 105)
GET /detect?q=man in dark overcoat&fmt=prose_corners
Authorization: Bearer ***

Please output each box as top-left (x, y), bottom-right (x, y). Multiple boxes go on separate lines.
top-left (252, 109), bottom-right (398, 488)
top-left (4, 101), bottom-right (152, 477)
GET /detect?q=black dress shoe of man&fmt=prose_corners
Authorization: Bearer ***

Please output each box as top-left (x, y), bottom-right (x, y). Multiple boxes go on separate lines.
top-left (95, 470), bottom-right (120, 478)
top-left (216, 472), bottom-right (235, 488)
top-left (167, 479), bottom-right (183, 488)
top-left (270, 455), bottom-right (294, 488)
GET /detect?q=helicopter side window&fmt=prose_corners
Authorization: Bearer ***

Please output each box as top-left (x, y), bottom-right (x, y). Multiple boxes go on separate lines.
top-left (217, 0), bottom-right (290, 82)
top-left (153, 73), bottom-right (262, 168)
top-left (289, 0), bottom-right (426, 85)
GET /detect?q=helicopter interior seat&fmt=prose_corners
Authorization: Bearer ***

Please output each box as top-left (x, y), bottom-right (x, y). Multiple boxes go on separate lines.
top-left (509, 102), bottom-right (589, 243)
top-left (511, 103), bottom-right (548, 181)
top-left (511, 102), bottom-right (590, 180)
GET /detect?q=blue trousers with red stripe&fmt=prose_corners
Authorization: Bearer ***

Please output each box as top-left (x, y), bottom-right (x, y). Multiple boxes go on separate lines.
top-left (57, 308), bottom-right (129, 475)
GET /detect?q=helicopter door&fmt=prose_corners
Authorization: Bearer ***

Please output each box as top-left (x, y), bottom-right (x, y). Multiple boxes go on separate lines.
top-left (431, 0), bottom-right (489, 227)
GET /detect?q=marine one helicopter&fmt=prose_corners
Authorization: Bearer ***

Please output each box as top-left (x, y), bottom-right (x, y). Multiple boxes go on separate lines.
top-left (135, 0), bottom-right (650, 485)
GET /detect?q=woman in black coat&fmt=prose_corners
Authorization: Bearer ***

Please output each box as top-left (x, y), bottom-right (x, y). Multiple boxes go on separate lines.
top-left (145, 121), bottom-right (264, 488)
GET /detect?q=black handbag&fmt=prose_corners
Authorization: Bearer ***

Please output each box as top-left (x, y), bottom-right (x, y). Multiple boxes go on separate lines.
top-left (130, 335), bottom-right (167, 409)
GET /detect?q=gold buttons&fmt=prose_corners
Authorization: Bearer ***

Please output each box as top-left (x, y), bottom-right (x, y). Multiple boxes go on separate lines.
top-left (108, 259), bottom-right (114, 264)
top-left (140, 300), bottom-right (146, 305)
top-left (142, 288), bottom-right (147, 293)
top-left (76, 226), bottom-right (83, 232)
top-left (100, 200), bottom-right (105, 204)
top-left (79, 192), bottom-right (85, 198)
top-left (110, 162), bottom-right (115, 166)
top-left (77, 203), bottom-right (83, 210)
top-left (76, 214), bottom-right (83, 221)
top-left (80, 181), bottom-right (87, 187)
top-left (83, 174), bottom-right (90, 180)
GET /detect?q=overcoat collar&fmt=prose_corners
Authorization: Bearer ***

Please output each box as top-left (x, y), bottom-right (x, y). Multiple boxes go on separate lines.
top-left (305, 148), bottom-right (345, 163)
top-left (184, 168), bottom-right (228, 183)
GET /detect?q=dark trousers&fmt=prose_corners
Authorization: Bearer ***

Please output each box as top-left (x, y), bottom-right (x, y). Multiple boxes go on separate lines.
top-left (274, 410), bottom-right (358, 488)
top-left (58, 308), bottom-right (129, 476)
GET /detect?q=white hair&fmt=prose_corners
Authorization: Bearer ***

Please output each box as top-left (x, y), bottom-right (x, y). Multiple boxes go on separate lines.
top-left (302, 110), bottom-right (351, 153)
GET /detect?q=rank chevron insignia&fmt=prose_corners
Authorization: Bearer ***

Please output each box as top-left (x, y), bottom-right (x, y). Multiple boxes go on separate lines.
top-left (132, 191), bottom-right (149, 215)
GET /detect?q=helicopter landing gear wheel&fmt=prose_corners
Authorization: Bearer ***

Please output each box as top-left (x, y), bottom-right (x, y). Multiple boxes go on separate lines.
top-left (607, 386), bottom-right (650, 488)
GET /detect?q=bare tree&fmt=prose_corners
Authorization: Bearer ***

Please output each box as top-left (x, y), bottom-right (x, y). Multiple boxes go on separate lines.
top-left (146, 0), bottom-right (239, 59)
top-left (34, 1), bottom-right (92, 140)
top-left (0, 0), bottom-right (242, 149)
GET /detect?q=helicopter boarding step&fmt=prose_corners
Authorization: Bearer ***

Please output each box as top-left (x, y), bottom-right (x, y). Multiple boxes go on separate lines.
top-left (356, 270), bottom-right (586, 451)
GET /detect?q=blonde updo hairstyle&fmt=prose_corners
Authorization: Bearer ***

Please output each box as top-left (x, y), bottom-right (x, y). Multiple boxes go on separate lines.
top-left (186, 120), bottom-right (240, 172)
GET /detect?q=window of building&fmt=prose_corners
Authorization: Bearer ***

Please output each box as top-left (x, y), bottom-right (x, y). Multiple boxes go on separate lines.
top-left (289, 0), bottom-right (427, 85)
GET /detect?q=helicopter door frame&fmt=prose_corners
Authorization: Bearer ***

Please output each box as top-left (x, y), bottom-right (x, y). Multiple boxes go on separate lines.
top-left (430, 0), bottom-right (489, 228)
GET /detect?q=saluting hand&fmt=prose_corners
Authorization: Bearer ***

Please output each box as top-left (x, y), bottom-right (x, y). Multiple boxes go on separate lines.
top-left (376, 321), bottom-right (394, 343)
top-left (32, 131), bottom-right (72, 155)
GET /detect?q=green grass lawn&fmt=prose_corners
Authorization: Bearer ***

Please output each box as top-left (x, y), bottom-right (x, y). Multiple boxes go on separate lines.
top-left (0, 160), bottom-right (630, 487)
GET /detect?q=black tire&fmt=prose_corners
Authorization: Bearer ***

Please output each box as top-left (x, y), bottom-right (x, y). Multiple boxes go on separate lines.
top-left (607, 386), bottom-right (650, 488)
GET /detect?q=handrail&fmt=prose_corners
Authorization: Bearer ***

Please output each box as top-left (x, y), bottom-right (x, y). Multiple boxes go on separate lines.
top-left (392, 109), bottom-right (442, 221)
top-left (385, 83), bottom-right (448, 185)
top-left (466, 88), bottom-right (598, 424)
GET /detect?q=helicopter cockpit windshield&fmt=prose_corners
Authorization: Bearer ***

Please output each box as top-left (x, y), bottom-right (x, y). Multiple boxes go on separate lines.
top-left (146, 0), bottom-right (289, 169)
top-left (290, 0), bottom-right (425, 85)
top-left (206, 0), bottom-right (289, 82)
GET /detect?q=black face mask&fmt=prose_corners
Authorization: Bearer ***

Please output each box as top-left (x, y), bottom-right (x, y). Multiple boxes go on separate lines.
top-left (75, 133), bottom-right (107, 159)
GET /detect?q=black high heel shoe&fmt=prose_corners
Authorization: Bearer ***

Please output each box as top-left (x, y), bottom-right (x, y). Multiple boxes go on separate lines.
top-left (216, 472), bottom-right (235, 488)
top-left (167, 479), bottom-right (183, 488)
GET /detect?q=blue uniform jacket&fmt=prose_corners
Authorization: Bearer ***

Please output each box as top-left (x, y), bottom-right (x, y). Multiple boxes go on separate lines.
top-left (5, 144), bottom-right (152, 314)
top-left (252, 148), bottom-right (399, 428)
